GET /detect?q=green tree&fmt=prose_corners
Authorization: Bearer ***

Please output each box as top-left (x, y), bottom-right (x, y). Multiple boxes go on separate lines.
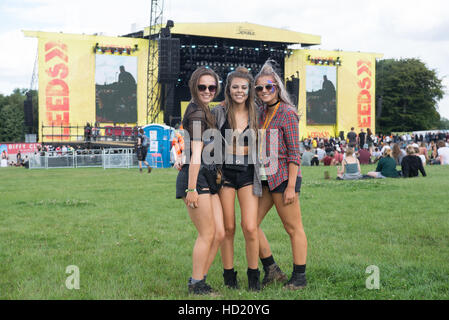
top-left (440, 117), bottom-right (449, 130)
top-left (0, 88), bottom-right (35, 142)
top-left (376, 58), bottom-right (444, 133)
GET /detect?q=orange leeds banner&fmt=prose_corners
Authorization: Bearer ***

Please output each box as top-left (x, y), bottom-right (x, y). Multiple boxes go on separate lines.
top-left (43, 40), bottom-right (70, 140)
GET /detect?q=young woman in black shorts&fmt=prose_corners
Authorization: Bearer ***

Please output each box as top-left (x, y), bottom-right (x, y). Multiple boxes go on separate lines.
top-left (255, 61), bottom-right (308, 290)
top-left (174, 67), bottom-right (225, 295)
top-left (211, 67), bottom-right (262, 291)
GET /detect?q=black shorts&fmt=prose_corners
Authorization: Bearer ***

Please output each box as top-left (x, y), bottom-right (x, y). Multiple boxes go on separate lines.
top-left (223, 164), bottom-right (254, 190)
top-left (262, 176), bottom-right (302, 194)
top-left (137, 146), bottom-right (148, 161)
top-left (176, 165), bottom-right (222, 199)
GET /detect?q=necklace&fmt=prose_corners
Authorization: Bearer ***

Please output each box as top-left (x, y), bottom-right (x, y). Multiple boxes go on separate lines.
top-left (267, 100), bottom-right (280, 108)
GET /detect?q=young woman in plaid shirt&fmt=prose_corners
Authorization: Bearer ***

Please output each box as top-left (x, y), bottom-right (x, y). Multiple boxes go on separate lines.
top-left (255, 61), bottom-right (308, 290)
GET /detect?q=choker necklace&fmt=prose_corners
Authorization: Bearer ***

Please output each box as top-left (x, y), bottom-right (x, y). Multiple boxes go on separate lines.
top-left (267, 100), bottom-right (280, 108)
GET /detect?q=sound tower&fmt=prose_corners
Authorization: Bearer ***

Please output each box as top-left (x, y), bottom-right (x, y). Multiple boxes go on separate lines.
top-left (23, 92), bottom-right (33, 128)
top-left (158, 38), bottom-right (180, 83)
top-left (286, 77), bottom-right (300, 107)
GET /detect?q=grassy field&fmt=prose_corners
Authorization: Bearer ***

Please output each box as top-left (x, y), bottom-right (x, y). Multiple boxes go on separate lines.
top-left (0, 164), bottom-right (448, 300)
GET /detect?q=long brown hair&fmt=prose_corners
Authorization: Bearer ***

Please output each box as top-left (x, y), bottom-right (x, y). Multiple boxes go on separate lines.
top-left (392, 143), bottom-right (401, 160)
top-left (188, 67), bottom-right (221, 129)
top-left (224, 67), bottom-right (258, 134)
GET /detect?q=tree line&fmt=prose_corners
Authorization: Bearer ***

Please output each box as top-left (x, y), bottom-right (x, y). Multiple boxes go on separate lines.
top-left (0, 89), bottom-right (38, 143)
top-left (0, 58), bottom-right (448, 143)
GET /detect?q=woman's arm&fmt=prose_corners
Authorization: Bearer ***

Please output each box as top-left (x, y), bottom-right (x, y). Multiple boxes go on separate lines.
top-left (282, 109), bottom-right (301, 206)
top-left (186, 140), bottom-right (203, 208)
top-left (284, 162), bottom-right (299, 206)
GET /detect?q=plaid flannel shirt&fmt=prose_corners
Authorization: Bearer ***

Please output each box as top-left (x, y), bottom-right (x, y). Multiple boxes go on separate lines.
top-left (258, 102), bottom-right (301, 190)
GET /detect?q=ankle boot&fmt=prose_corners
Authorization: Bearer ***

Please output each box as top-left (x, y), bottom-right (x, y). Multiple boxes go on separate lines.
top-left (247, 269), bottom-right (260, 291)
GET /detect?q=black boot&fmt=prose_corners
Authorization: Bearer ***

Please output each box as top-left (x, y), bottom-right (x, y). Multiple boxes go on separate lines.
top-left (188, 279), bottom-right (213, 295)
top-left (247, 269), bottom-right (261, 291)
top-left (223, 269), bottom-right (239, 289)
top-left (262, 263), bottom-right (288, 288)
top-left (284, 272), bottom-right (307, 290)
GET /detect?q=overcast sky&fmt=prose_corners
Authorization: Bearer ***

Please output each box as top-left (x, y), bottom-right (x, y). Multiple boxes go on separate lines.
top-left (1, 0), bottom-right (448, 119)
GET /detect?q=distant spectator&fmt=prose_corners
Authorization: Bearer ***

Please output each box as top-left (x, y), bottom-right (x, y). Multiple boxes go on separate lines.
top-left (347, 127), bottom-right (357, 148)
top-left (372, 147), bottom-right (382, 163)
top-left (392, 143), bottom-right (406, 166)
top-left (401, 145), bottom-right (426, 178)
top-left (358, 128), bottom-right (366, 149)
top-left (23, 156), bottom-right (29, 169)
top-left (322, 152), bottom-right (334, 166)
top-left (366, 128), bottom-right (374, 150)
top-left (432, 140), bottom-right (449, 165)
top-left (333, 147), bottom-right (343, 165)
top-left (418, 142), bottom-right (429, 165)
top-left (367, 148), bottom-right (399, 179)
top-left (84, 123), bottom-right (92, 142)
top-left (358, 144), bottom-right (371, 165)
top-left (137, 128), bottom-right (152, 173)
top-left (316, 145), bottom-right (326, 162)
top-left (311, 150), bottom-right (320, 166)
top-left (301, 146), bottom-right (314, 166)
top-left (337, 148), bottom-right (363, 180)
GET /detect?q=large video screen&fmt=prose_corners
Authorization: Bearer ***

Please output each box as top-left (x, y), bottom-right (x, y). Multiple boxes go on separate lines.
top-left (95, 55), bottom-right (137, 123)
top-left (306, 65), bottom-right (337, 125)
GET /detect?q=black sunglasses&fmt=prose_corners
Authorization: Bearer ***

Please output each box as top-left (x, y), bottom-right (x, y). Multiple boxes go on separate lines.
top-left (255, 84), bottom-right (277, 92)
top-left (197, 85), bottom-right (217, 92)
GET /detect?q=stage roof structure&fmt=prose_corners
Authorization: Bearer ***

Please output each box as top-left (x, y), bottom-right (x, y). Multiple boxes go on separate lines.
top-left (143, 22), bottom-right (321, 46)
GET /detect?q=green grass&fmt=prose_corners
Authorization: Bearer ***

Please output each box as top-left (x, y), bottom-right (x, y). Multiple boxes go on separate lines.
top-left (0, 164), bottom-right (448, 300)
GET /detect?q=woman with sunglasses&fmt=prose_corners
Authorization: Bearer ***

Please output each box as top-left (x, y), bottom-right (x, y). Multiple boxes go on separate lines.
top-left (175, 67), bottom-right (225, 295)
top-left (255, 60), bottom-right (308, 290)
top-left (211, 67), bottom-right (262, 291)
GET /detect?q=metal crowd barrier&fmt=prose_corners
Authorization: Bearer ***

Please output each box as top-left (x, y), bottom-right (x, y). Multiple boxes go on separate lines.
top-left (29, 148), bottom-right (139, 169)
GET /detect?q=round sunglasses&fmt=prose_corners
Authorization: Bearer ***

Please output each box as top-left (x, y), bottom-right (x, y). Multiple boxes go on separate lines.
top-left (197, 85), bottom-right (217, 92)
top-left (255, 84), bottom-right (277, 92)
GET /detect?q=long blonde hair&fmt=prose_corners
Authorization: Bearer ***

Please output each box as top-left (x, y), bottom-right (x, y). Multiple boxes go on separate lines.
top-left (188, 67), bottom-right (221, 129)
top-left (224, 67), bottom-right (258, 134)
top-left (255, 59), bottom-right (295, 107)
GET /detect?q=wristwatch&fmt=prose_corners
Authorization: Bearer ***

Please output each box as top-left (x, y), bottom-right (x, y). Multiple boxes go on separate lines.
top-left (185, 188), bottom-right (197, 193)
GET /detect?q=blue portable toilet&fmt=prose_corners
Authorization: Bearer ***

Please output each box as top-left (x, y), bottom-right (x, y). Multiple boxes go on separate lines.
top-left (142, 124), bottom-right (174, 168)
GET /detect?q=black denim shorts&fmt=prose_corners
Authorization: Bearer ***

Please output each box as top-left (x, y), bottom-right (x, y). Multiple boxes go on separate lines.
top-left (223, 164), bottom-right (254, 190)
top-left (176, 165), bottom-right (221, 199)
top-left (262, 176), bottom-right (302, 194)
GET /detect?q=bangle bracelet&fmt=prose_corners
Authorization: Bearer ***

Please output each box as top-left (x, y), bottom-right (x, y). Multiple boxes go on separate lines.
top-left (185, 188), bottom-right (197, 193)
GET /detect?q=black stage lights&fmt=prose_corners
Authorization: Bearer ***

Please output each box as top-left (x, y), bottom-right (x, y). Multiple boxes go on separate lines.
top-left (93, 43), bottom-right (138, 55)
top-left (307, 55), bottom-right (341, 66)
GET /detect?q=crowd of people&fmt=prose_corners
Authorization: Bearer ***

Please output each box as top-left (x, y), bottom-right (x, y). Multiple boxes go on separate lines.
top-left (300, 128), bottom-right (449, 180)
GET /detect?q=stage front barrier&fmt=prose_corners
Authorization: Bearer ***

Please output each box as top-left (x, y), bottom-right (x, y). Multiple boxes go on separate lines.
top-left (29, 148), bottom-right (140, 169)
top-left (102, 148), bottom-right (138, 169)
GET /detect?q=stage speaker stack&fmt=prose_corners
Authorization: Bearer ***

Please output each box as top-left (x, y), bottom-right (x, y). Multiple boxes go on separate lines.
top-left (286, 77), bottom-right (300, 107)
top-left (158, 38), bottom-right (180, 83)
top-left (24, 93), bottom-right (34, 128)
top-left (158, 38), bottom-right (180, 126)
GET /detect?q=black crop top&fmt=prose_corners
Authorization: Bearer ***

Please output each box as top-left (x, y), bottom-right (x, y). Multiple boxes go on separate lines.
top-left (220, 117), bottom-right (250, 147)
